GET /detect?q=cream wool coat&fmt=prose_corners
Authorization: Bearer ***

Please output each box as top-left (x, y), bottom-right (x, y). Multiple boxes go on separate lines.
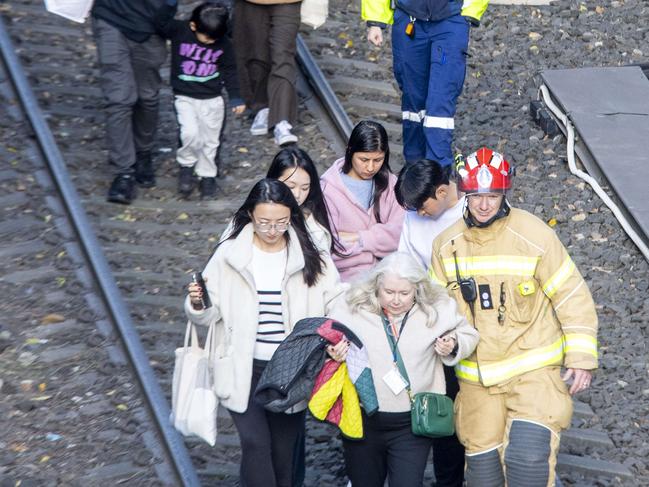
top-left (185, 223), bottom-right (346, 413)
top-left (328, 297), bottom-right (479, 412)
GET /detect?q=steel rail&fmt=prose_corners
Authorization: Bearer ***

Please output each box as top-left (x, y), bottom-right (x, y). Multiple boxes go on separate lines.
top-left (296, 34), bottom-right (354, 142)
top-left (0, 18), bottom-right (201, 487)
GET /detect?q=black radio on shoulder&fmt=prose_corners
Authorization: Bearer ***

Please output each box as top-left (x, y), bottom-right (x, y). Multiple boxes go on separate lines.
top-left (192, 271), bottom-right (212, 309)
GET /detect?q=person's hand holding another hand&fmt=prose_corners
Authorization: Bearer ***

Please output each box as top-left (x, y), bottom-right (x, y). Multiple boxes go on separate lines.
top-left (434, 334), bottom-right (457, 357)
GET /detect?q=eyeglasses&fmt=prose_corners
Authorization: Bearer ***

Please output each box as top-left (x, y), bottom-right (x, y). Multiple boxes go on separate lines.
top-left (253, 221), bottom-right (290, 233)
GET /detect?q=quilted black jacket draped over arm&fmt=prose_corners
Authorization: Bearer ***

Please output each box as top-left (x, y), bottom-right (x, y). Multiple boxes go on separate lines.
top-left (255, 317), bottom-right (361, 413)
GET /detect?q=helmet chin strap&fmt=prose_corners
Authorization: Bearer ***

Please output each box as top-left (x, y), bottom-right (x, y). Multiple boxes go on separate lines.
top-left (464, 196), bottom-right (511, 228)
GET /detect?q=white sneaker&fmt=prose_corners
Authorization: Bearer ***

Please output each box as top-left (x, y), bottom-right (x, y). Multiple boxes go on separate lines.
top-left (250, 108), bottom-right (269, 135)
top-left (274, 120), bottom-right (298, 146)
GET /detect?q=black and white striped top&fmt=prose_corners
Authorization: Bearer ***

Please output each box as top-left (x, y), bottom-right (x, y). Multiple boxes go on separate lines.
top-left (251, 246), bottom-right (288, 360)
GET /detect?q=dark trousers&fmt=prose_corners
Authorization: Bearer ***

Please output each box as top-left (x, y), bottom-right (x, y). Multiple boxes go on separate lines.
top-left (343, 411), bottom-right (433, 487)
top-left (233, 0), bottom-right (300, 127)
top-left (92, 18), bottom-right (167, 175)
top-left (228, 360), bottom-right (306, 487)
top-left (431, 365), bottom-right (465, 487)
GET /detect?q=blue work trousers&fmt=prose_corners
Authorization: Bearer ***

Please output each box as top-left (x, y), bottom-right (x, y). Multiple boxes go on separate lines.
top-left (392, 11), bottom-right (470, 166)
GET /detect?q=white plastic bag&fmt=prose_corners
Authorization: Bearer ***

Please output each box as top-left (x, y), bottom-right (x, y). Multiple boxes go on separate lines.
top-left (301, 0), bottom-right (328, 29)
top-left (44, 0), bottom-right (94, 23)
top-left (170, 321), bottom-right (218, 446)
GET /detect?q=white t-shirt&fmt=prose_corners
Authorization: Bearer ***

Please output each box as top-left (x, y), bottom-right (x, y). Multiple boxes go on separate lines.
top-left (398, 197), bottom-right (465, 271)
top-left (251, 245), bottom-right (288, 360)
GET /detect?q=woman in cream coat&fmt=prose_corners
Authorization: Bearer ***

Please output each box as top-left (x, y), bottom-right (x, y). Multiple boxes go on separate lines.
top-left (186, 178), bottom-right (344, 487)
top-left (328, 252), bottom-right (479, 487)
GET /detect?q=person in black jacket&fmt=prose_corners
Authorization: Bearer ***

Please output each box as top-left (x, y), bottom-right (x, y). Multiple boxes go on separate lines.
top-left (92, 0), bottom-right (168, 204)
top-left (155, 1), bottom-right (245, 200)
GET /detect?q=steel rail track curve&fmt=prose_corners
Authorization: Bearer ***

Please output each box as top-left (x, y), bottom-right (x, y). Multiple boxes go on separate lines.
top-left (0, 15), bottom-right (201, 487)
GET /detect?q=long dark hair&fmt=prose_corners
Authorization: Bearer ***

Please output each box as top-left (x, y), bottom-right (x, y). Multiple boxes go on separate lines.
top-left (342, 120), bottom-right (392, 223)
top-left (266, 146), bottom-right (343, 256)
top-left (225, 178), bottom-right (324, 286)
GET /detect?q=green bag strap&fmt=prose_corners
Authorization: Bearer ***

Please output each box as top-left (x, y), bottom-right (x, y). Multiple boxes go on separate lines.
top-left (380, 309), bottom-right (414, 403)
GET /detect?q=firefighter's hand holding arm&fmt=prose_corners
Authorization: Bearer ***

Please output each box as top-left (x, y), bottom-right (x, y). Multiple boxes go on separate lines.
top-left (434, 333), bottom-right (457, 357)
top-left (367, 26), bottom-right (383, 46)
top-left (562, 368), bottom-right (593, 395)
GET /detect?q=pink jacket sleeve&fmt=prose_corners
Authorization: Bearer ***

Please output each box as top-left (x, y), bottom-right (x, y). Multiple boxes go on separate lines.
top-left (357, 180), bottom-right (405, 256)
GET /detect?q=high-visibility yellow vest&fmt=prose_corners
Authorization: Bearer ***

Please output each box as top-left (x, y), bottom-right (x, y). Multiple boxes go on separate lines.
top-left (430, 208), bottom-right (598, 387)
top-left (361, 0), bottom-right (489, 25)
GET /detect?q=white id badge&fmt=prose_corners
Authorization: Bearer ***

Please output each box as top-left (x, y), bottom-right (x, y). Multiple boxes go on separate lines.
top-left (382, 367), bottom-right (408, 395)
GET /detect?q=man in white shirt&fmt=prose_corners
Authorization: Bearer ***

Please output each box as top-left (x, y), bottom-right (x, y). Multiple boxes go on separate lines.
top-left (394, 158), bottom-right (466, 487)
top-left (396, 160), bottom-right (465, 270)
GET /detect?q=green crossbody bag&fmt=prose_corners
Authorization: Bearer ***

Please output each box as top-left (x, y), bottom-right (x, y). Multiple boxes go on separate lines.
top-left (381, 311), bottom-right (455, 439)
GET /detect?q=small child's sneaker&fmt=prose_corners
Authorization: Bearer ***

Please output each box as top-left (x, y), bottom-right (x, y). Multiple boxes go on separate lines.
top-left (250, 107), bottom-right (269, 136)
top-left (274, 120), bottom-right (298, 146)
top-left (178, 166), bottom-right (195, 198)
top-left (199, 177), bottom-right (217, 200)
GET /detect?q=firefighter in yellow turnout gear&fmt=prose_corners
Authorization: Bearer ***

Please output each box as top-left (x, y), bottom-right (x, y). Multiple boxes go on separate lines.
top-left (429, 148), bottom-right (598, 487)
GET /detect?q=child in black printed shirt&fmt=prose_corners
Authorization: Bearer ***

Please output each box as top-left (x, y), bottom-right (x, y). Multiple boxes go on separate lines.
top-left (156, 0), bottom-right (245, 199)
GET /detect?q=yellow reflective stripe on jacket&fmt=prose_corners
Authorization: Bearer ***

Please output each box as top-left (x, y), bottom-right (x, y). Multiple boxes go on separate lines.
top-left (564, 333), bottom-right (598, 358)
top-left (542, 256), bottom-right (575, 298)
top-left (461, 0), bottom-right (489, 22)
top-left (428, 266), bottom-right (447, 287)
top-left (442, 255), bottom-right (539, 279)
top-left (456, 359), bottom-right (480, 382)
top-left (456, 337), bottom-right (565, 386)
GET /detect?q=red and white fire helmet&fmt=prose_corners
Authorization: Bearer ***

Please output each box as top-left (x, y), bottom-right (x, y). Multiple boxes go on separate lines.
top-left (456, 147), bottom-right (514, 194)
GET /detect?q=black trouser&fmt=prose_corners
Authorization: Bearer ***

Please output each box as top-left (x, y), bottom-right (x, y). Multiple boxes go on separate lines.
top-left (343, 411), bottom-right (433, 487)
top-left (431, 365), bottom-right (465, 487)
top-left (228, 360), bottom-right (306, 487)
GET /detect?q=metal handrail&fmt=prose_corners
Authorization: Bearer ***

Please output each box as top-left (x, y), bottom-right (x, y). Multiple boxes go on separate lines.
top-left (296, 34), bottom-right (354, 141)
top-left (0, 18), bottom-right (200, 487)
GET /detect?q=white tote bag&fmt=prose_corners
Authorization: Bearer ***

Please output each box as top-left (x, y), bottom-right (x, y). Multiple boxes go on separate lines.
top-left (170, 321), bottom-right (218, 446)
top-left (44, 0), bottom-right (94, 23)
top-left (300, 0), bottom-right (328, 29)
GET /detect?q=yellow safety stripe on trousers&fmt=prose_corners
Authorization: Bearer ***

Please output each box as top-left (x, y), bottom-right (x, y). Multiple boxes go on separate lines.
top-left (564, 333), bottom-right (598, 358)
top-left (455, 337), bottom-right (565, 386)
top-left (542, 256), bottom-right (575, 298)
top-left (442, 255), bottom-right (539, 279)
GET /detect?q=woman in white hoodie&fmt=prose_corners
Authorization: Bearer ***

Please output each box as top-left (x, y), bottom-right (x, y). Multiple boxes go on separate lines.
top-left (186, 178), bottom-right (344, 487)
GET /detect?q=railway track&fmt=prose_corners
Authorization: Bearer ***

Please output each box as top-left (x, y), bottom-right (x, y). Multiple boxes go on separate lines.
top-left (0, 13), bottom-right (196, 487)
top-left (0, 0), bottom-right (636, 485)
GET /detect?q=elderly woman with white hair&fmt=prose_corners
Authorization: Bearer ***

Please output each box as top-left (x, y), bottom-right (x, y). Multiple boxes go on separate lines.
top-left (327, 252), bottom-right (478, 487)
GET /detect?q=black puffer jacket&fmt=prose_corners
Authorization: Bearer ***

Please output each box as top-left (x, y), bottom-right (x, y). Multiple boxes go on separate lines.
top-left (255, 317), bottom-right (361, 413)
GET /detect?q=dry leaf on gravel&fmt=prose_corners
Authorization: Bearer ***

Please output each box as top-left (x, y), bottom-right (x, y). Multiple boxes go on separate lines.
top-left (41, 313), bottom-right (65, 325)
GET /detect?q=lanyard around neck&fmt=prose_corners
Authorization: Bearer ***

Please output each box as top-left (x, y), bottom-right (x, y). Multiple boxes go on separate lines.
top-left (380, 308), bottom-right (411, 365)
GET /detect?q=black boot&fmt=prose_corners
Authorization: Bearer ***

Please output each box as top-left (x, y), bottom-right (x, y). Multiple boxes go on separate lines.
top-left (199, 177), bottom-right (217, 200)
top-left (134, 151), bottom-right (156, 188)
top-left (107, 174), bottom-right (136, 204)
top-left (178, 166), bottom-right (195, 198)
